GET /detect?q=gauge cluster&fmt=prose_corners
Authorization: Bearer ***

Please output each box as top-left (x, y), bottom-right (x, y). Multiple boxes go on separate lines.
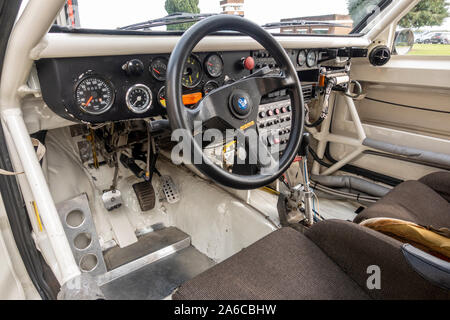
top-left (36, 51), bottom-right (251, 123)
top-left (252, 48), bottom-right (327, 71)
top-left (35, 48), bottom-right (330, 123)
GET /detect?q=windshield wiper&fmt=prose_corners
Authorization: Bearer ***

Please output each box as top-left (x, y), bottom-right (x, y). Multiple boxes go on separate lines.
top-left (261, 20), bottom-right (351, 30)
top-left (118, 12), bottom-right (218, 31)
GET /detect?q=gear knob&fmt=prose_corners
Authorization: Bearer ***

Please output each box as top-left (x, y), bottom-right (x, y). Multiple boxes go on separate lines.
top-left (298, 133), bottom-right (311, 157)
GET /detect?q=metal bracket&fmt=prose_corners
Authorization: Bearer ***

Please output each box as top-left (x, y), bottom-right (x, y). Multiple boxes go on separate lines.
top-left (56, 193), bottom-right (107, 277)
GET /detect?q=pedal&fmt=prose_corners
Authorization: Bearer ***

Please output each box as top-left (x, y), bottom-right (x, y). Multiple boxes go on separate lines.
top-left (102, 189), bottom-right (123, 211)
top-left (133, 181), bottom-right (156, 211)
top-left (160, 175), bottom-right (180, 204)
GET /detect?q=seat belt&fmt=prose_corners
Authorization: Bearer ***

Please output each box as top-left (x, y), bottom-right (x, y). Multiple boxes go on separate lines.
top-left (0, 138), bottom-right (46, 175)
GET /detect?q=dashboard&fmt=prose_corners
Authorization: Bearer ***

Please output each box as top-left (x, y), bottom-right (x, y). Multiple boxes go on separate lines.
top-left (35, 48), bottom-right (332, 124)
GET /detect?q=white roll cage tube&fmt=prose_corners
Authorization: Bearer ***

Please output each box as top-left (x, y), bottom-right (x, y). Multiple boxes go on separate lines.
top-left (0, 0), bottom-right (80, 286)
top-left (0, 0), bottom-right (420, 291)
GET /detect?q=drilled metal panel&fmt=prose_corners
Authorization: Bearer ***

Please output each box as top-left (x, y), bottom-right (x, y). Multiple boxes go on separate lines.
top-left (56, 193), bottom-right (107, 276)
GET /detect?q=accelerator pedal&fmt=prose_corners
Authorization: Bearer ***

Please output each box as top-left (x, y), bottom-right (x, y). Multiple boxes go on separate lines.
top-left (133, 181), bottom-right (156, 211)
top-left (160, 175), bottom-right (180, 204)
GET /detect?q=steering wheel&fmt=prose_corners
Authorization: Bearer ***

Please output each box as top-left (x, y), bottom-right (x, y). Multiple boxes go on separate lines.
top-left (166, 15), bottom-right (304, 190)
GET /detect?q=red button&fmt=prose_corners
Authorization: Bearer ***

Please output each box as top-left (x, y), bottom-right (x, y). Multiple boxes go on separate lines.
top-left (243, 56), bottom-right (255, 70)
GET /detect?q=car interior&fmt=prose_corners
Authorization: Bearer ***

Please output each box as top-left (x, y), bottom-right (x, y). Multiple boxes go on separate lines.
top-left (0, 0), bottom-right (449, 300)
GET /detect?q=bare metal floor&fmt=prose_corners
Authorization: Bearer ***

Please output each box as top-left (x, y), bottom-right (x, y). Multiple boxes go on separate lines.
top-left (99, 227), bottom-right (215, 300)
top-left (101, 246), bottom-right (215, 300)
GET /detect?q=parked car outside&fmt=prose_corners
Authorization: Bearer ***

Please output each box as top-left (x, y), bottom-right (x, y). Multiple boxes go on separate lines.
top-left (430, 32), bottom-right (450, 44)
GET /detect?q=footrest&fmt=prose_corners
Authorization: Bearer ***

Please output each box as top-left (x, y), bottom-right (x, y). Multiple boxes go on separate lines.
top-left (133, 181), bottom-right (156, 211)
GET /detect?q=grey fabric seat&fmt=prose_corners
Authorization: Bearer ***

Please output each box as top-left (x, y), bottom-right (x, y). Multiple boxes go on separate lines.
top-left (354, 172), bottom-right (450, 228)
top-left (173, 220), bottom-right (450, 300)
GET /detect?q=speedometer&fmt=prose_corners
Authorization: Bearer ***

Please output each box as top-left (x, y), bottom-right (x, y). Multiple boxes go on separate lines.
top-left (75, 76), bottom-right (114, 115)
top-left (182, 55), bottom-right (202, 88)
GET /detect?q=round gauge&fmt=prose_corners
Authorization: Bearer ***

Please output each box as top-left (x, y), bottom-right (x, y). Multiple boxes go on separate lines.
top-left (306, 50), bottom-right (318, 67)
top-left (297, 50), bottom-right (307, 66)
top-left (182, 55), bottom-right (202, 88)
top-left (75, 76), bottom-right (114, 115)
top-left (150, 57), bottom-right (168, 81)
top-left (158, 86), bottom-right (167, 108)
top-left (126, 84), bottom-right (153, 114)
top-left (205, 54), bottom-right (224, 78)
top-left (203, 81), bottom-right (219, 95)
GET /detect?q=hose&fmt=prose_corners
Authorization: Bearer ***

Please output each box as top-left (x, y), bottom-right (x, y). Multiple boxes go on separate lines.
top-left (311, 183), bottom-right (379, 203)
top-left (310, 174), bottom-right (390, 198)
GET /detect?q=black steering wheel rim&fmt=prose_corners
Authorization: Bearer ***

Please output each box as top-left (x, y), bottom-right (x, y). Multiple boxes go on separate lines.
top-left (166, 15), bottom-right (304, 190)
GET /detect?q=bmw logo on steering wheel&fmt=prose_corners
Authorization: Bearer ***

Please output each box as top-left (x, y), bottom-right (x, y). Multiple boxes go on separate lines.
top-left (237, 97), bottom-right (248, 110)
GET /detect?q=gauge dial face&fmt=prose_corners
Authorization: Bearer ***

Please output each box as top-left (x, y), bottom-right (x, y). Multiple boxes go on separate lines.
top-left (75, 76), bottom-right (114, 115)
top-left (182, 55), bottom-right (202, 88)
top-left (158, 86), bottom-right (166, 108)
top-left (150, 57), bottom-right (168, 81)
top-left (205, 54), bottom-right (224, 78)
top-left (126, 84), bottom-right (153, 114)
top-left (306, 50), bottom-right (318, 67)
top-left (297, 50), bottom-right (307, 66)
top-left (203, 81), bottom-right (219, 95)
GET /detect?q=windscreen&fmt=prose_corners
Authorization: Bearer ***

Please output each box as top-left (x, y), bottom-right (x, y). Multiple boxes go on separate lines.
top-left (22, 0), bottom-right (390, 35)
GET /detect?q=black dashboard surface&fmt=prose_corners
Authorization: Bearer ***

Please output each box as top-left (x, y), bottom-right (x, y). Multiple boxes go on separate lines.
top-left (36, 51), bottom-right (252, 123)
top-left (35, 48), bottom-right (331, 124)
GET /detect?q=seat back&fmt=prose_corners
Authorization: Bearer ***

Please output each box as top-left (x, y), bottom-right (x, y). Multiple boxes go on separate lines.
top-left (305, 220), bottom-right (450, 300)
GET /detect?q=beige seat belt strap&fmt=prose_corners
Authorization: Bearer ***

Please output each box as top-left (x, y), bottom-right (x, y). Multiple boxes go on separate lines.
top-left (0, 138), bottom-right (46, 176)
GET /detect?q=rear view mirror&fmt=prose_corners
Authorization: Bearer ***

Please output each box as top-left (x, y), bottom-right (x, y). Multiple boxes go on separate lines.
top-left (393, 29), bottom-right (414, 55)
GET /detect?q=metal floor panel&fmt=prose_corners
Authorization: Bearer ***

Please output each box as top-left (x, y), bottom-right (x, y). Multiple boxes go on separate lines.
top-left (100, 246), bottom-right (215, 300)
top-left (103, 226), bottom-right (189, 270)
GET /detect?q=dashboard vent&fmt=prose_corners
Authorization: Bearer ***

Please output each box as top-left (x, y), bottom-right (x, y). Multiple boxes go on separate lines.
top-left (302, 85), bottom-right (313, 102)
top-left (369, 45), bottom-right (391, 66)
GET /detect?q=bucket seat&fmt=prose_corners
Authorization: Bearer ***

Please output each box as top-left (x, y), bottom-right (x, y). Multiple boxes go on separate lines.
top-left (173, 220), bottom-right (449, 300)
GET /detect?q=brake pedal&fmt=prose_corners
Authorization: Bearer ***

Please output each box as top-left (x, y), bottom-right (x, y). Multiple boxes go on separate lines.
top-left (160, 175), bottom-right (180, 204)
top-left (133, 181), bottom-right (156, 211)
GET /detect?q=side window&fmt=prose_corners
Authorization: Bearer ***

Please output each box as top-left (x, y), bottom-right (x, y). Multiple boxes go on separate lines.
top-left (395, 0), bottom-right (450, 56)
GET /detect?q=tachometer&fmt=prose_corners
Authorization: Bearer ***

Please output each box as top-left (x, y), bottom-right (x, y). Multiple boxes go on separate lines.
top-left (182, 55), bottom-right (202, 88)
top-left (205, 54), bottom-right (224, 78)
top-left (297, 50), bottom-right (307, 66)
top-left (126, 84), bottom-right (153, 114)
top-left (150, 57), bottom-right (168, 81)
top-left (75, 76), bottom-right (114, 115)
